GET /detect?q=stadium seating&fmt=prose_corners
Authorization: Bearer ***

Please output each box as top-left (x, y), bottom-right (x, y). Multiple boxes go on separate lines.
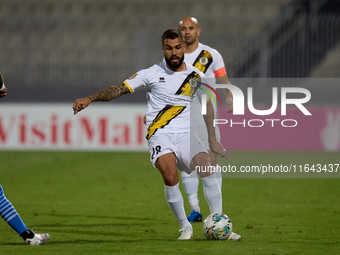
top-left (1, 0), bottom-right (337, 102)
top-left (310, 41), bottom-right (340, 78)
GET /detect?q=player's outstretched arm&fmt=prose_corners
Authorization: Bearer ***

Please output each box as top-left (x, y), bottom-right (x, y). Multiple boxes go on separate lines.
top-left (203, 100), bottom-right (229, 159)
top-left (0, 72), bottom-right (8, 98)
top-left (73, 83), bottom-right (130, 115)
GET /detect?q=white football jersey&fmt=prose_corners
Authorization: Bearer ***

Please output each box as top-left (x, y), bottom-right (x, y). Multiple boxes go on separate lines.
top-left (185, 43), bottom-right (226, 144)
top-left (185, 42), bottom-right (226, 79)
top-left (123, 61), bottom-right (208, 140)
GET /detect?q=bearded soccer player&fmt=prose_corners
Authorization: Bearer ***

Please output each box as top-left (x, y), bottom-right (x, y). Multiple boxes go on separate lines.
top-left (0, 73), bottom-right (50, 245)
top-left (178, 17), bottom-right (236, 232)
top-left (73, 29), bottom-right (240, 240)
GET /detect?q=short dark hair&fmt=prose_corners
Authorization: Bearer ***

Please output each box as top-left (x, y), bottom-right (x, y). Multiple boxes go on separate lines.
top-left (162, 28), bottom-right (184, 45)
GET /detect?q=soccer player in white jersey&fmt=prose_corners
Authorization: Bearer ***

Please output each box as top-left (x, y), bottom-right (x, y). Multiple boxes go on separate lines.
top-left (178, 17), bottom-right (236, 227)
top-left (73, 29), bottom-right (240, 240)
top-left (0, 73), bottom-right (50, 245)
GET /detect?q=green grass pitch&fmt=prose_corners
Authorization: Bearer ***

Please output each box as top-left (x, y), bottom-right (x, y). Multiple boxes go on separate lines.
top-left (0, 151), bottom-right (339, 254)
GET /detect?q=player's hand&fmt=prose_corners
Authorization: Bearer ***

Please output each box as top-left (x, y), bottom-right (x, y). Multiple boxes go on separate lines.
top-left (0, 72), bottom-right (3, 86)
top-left (226, 97), bottom-right (233, 113)
top-left (209, 140), bottom-right (229, 160)
top-left (0, 87), bottom-right (7, 98)
top-left (0, 73), bottom-right (7, 98)
top-left (73, 97), bottom-right (91, 115)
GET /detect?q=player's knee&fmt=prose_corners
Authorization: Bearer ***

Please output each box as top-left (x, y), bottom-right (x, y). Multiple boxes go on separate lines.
top-left (192, 155), bottom-right (217, 179)
top-left (197, 171), bottom-right (213, 179)
top-left (191, 152), bottom-right (211, 169)
top-left (163, 174), bottom-right (179, 186)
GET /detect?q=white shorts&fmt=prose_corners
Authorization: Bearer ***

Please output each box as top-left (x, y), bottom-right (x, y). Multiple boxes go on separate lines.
top-left (147, 132), bottom-right (208, 172)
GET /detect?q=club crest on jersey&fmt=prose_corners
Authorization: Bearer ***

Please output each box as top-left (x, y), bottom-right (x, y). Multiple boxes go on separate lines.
top-left (175, 71), bottom-right (201, 96)
top-left (189, 78), bottom-right (197, 88)
top-left (128, 73), bottom-right (138, 80)
top-left (199, 57), bottom-right (208, 65)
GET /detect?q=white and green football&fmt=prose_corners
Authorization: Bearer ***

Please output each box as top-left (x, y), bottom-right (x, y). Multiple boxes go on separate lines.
top-left (203, 212), bottom-right (232, 240)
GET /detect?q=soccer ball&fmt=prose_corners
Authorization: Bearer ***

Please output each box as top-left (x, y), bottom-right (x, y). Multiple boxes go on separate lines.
top-left (203, 212), bottom-right (232, 240)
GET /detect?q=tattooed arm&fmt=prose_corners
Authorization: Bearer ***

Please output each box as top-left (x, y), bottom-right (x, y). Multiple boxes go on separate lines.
top-left (73, 83), bottom-right (130, 115)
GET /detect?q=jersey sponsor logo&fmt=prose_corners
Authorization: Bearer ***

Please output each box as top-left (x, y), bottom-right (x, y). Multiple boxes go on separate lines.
top-left (175, 71), bottom-right (202, 97)
top-left (159, 77), bottom-right (165, 83)
top-left (193, 50), bottom-right (213, 73)
top-left (146, 105), bottom-right (186, 140)
top-left (128, 73), bottom-right (138, 80)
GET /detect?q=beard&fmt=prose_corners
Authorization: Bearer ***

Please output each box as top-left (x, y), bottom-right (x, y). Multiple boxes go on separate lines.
top-left (164, 54), bottom-right (184, 70)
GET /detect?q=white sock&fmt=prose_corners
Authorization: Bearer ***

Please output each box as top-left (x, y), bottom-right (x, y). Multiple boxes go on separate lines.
top-left (215, 166), bottom-right (222, 190)
top-left (164, 183), bottom-right (191, 229)
top-left (181, 171), bottom-right (200, 212)
top-left (201, 173), bottom-right (222, 213)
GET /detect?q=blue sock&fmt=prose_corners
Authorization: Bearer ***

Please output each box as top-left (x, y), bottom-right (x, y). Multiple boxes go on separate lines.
top-left (0, 185), bottom-right (29, 235)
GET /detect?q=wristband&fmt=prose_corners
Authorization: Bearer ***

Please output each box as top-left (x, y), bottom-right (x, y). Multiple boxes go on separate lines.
top-left (0, 83), bottom-right (5, 90)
